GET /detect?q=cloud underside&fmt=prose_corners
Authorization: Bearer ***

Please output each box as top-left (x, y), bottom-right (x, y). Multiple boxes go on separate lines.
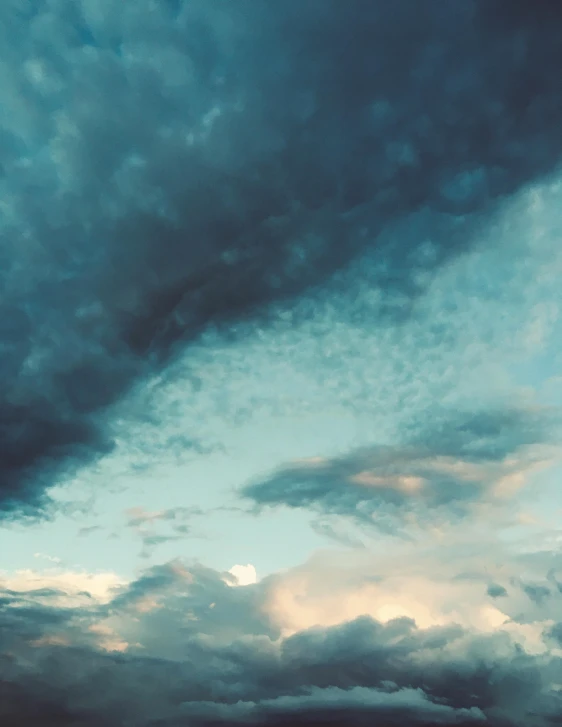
top-left (2, 0), bottom-right (562, 515)
top-left (1, 552), bottom-right (562, 727)
top-left (242, 405), bottom-right (559, 535)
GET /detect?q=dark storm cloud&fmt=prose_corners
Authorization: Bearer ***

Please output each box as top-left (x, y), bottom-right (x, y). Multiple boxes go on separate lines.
top-left (182, 686), bottom-right (487, 726)
top-left (241, 405), bottom-right (558, 534)
top-left (2, 0), bottom-right (562, 517)
top-left (1, 561), bottom-right (562, 727)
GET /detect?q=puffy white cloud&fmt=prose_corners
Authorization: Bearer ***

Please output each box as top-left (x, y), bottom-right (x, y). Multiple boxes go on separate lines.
top-left (229, 564), bottom-right (257, 587)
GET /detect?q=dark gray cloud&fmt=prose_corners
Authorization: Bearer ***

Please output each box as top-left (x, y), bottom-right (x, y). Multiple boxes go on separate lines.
top-left (1, 559), bottom-right (561, 727)
top-left (404, 406), bottom-right (560, 463)
top-left (241, 405), bottom-right (558, 535)
top-left (103, 560), bottom-right (275, 649)
top-left (522, 584), bottom-right (552, 606)
top-left (2, 0), bottom-right (562, 517)
top-left (545, 622), bottom-right (562, 647)
top-left (487, 584), bottom-right (508, 599)
top-left (548, 570), bottom-right (562, 595)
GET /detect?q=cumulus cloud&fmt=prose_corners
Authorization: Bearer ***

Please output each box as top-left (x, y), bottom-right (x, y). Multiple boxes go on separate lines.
top-left (229, 564), bottom-right (258, 587)
top-left (242, 405), bottom-right (560, 536)
top-left (1, 548), bottom-right (562, 726)
top-left (2, 0), bottom-right (562, 518)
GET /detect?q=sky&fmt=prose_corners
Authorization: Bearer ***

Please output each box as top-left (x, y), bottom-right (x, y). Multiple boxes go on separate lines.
top-left (1, 1), bottom-right (562, 725)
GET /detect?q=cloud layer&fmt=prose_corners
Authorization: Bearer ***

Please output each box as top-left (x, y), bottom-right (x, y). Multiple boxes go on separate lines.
top-left (3, 2), bottom-right (562, 725)
top-left (3, 0), bottom-right (562, 516)
top-left (1, 545), bottom-right (562, 727)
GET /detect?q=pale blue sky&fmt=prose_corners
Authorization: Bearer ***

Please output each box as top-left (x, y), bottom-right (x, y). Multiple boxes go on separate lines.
top-left (3, 179), bottom-right (562, 583)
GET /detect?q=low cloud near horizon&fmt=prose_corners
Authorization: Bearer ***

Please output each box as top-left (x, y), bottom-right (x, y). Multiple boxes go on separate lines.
top-left (2, 543), bottom-right (562, 726)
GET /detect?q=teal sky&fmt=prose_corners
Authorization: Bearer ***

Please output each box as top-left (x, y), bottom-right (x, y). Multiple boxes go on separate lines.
top-left (3, 178), bottom-right (562, 585)
top-left (2, 3), bottom-right (562, 725)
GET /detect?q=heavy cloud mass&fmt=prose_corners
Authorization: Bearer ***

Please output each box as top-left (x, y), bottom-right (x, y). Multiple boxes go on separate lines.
top-left (1, 550), bottom-right (562, 727)
top-left (2, 1), bottom-right (562, 726)
top-left (2, 0), bottom-right (562, 514)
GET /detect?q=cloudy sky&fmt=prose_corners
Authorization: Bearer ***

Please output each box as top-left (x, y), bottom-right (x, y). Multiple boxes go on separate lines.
top-left (1, 1), bottom-right (562, 725)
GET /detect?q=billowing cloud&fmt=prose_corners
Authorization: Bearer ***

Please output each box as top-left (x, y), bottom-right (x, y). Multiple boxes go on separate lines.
top-left (2, 0), bottom-right (562, 518)
top-left (1, 547), bottom-right (562, 726)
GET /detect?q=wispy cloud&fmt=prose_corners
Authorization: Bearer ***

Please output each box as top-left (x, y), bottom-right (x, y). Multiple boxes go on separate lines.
top-left (242, 405), bottom-right (560, 537)
top-left (122, 505), bottom-right (203, 557)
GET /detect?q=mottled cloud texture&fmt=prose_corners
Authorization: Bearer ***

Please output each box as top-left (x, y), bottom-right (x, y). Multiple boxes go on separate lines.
top-left (2, 0), bottom-right (562, 516)
top-left (242, 405), bottom-right (560, 535)
top-left (2, 547), bottom-right (562, 727)
top-left (2, 1), bottom-right (562, 726)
